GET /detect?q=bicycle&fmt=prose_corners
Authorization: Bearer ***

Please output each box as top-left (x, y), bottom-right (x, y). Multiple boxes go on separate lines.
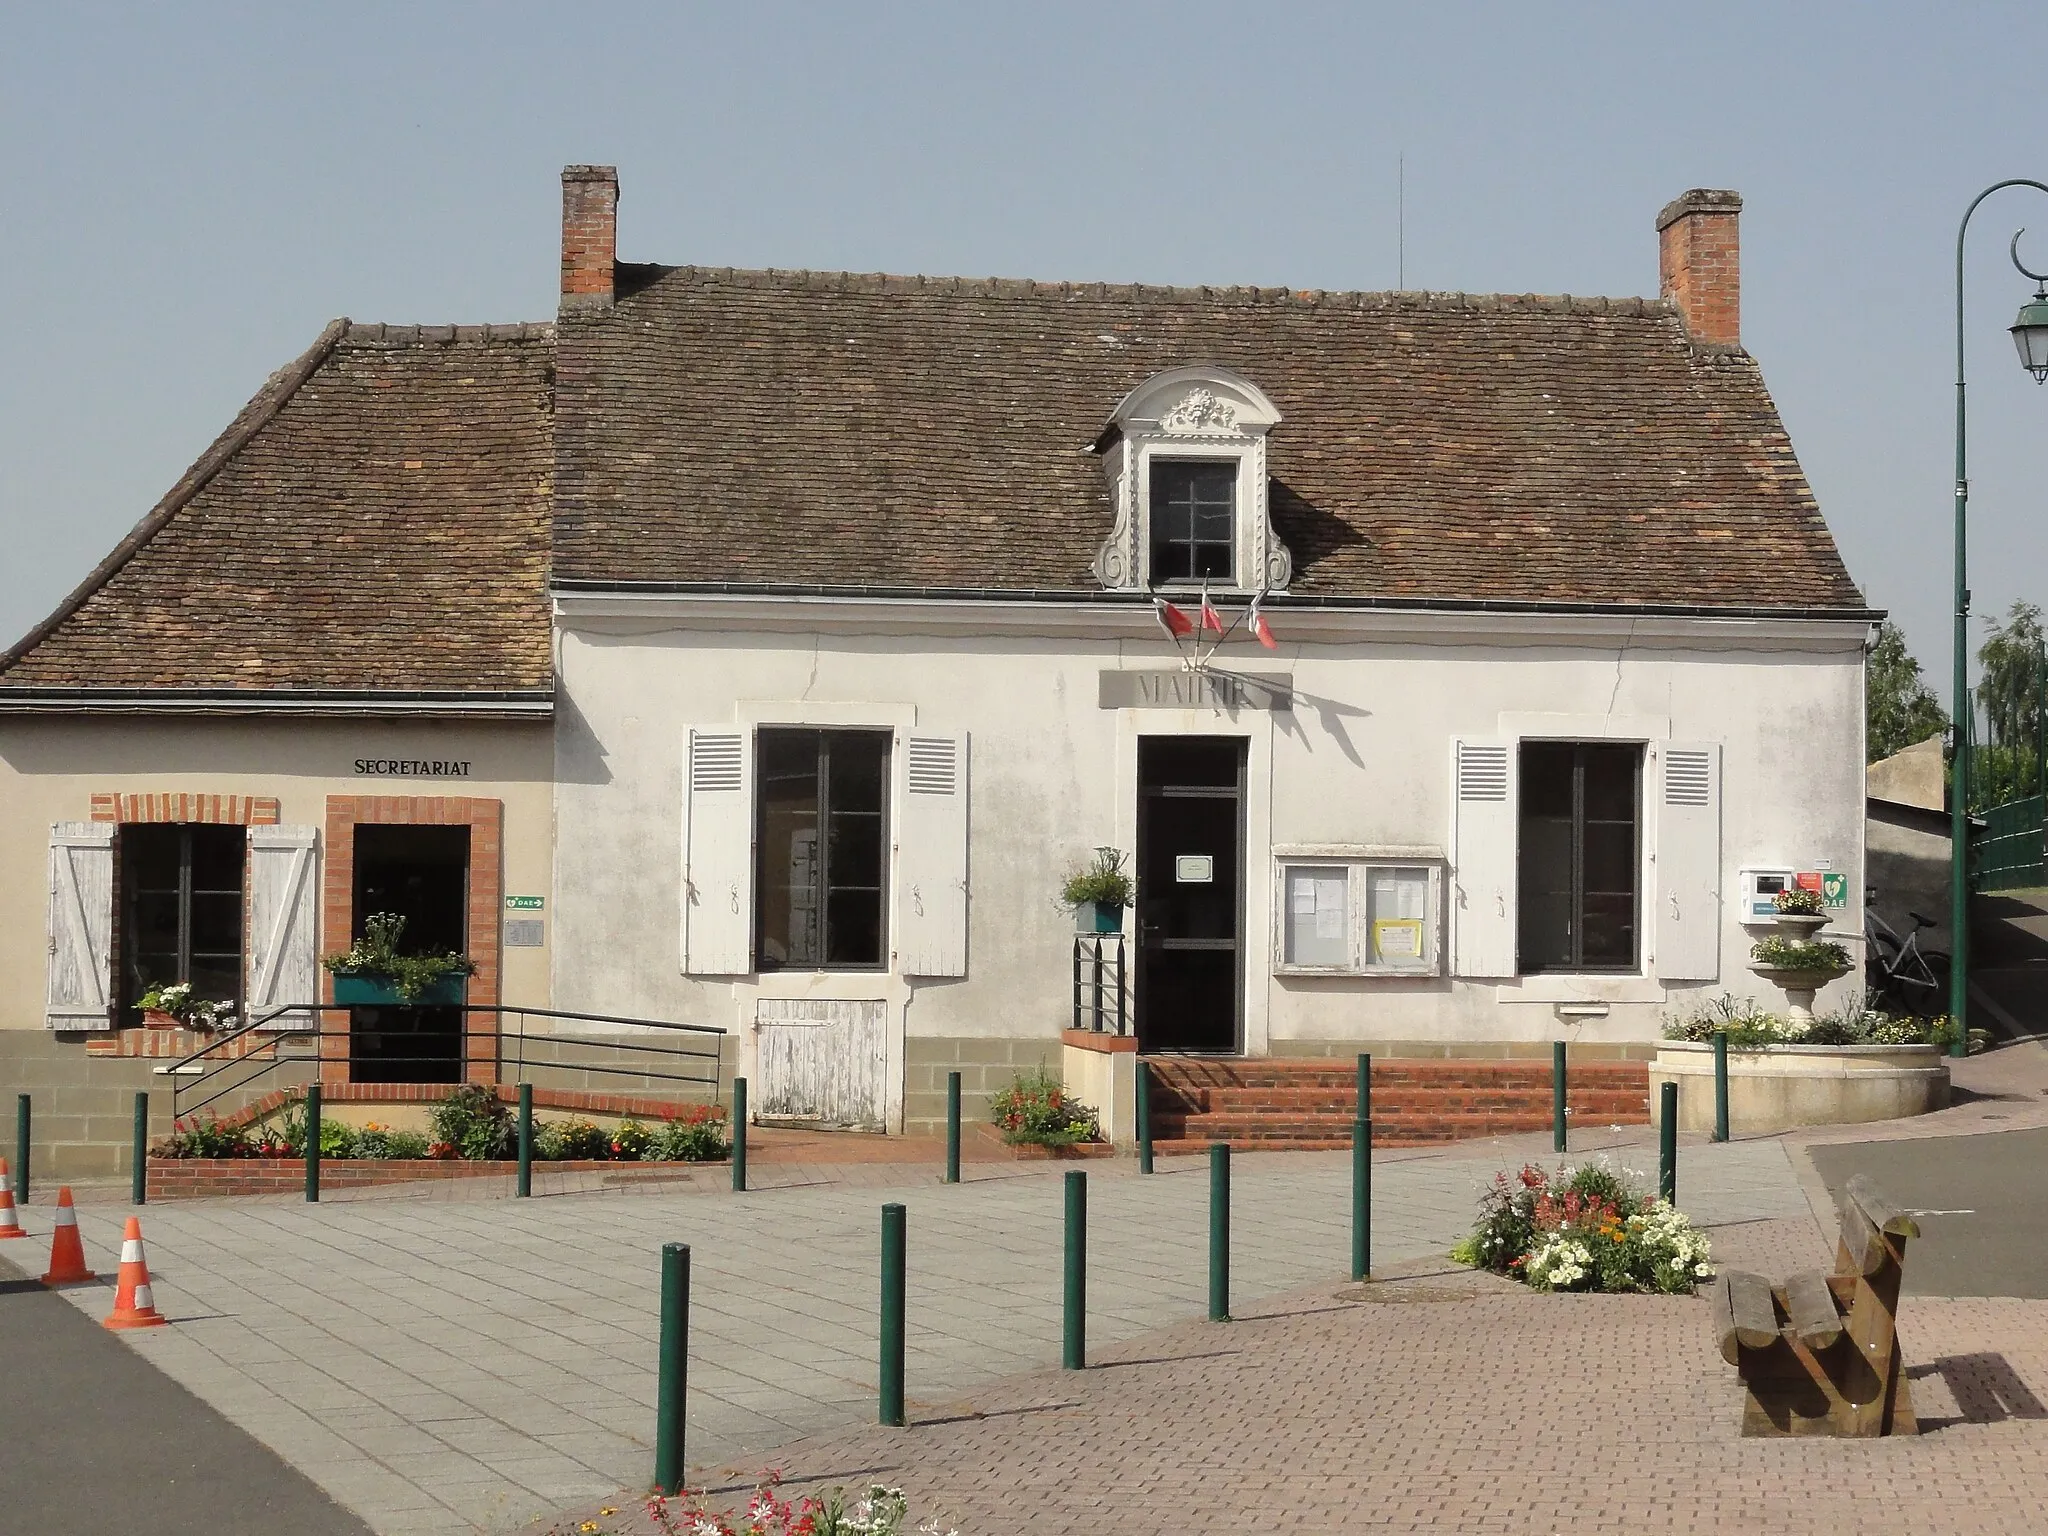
top-left (1863, 894), bottom-right (1952, 1018)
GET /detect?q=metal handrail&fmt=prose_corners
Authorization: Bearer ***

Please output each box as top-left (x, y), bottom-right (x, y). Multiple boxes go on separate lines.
top-left (1069, 934), bottom-right (1129, 1036)
top-left (163, 1002), bottom-right (727, 1124)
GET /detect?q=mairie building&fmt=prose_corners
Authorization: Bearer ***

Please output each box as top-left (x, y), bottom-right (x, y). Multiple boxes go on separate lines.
top-left (0, 169), bottom-right (1872, 1174)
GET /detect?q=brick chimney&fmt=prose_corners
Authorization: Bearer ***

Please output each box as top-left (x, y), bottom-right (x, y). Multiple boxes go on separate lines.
top-left (1656, 188), bottom-right (1742, 350)
top-left (561, 165), bottom-right (619, 312)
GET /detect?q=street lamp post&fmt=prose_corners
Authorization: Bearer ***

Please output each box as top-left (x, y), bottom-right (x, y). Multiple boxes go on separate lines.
top-left (1949, 180), bottom-right (2048, 1058)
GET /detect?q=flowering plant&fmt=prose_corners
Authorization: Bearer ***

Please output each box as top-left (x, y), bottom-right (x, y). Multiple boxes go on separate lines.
top-left (637, 1471), bottom-right (960, 1536)
top-left (1451, 1159), bottom-right (1712, 1294)
top-left (137, 981), bottom-right (234, 1031)
top-left (1772, 886), bottom-right (1826, 916)
top-left (988, 1066), bottom-right (1099, 1148)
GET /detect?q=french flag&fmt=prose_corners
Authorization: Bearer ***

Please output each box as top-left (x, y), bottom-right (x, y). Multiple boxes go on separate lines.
top-left (1249, 596), bottom-right (1279, 650)
top-left (1154, 598), bottom-right (1195, 639)
top-left (1200, 595), bottom-right (1225, 635)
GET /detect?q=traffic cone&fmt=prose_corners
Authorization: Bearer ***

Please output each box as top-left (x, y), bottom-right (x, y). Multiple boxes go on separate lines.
top-left (0, 1158), bottom-right (24, 1239)
top-left (103, 1217), bottom-right (165, 1330)
top-left (40, 1187), bottom-right (95, 1286)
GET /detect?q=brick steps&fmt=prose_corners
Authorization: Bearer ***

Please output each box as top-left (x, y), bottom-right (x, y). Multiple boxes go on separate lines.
top-left (1143, 1056), bottom-right (1650, 1149)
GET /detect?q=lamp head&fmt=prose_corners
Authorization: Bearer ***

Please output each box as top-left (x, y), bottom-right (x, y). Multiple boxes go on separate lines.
top-left (2015, 287), bottom-right (2048, 383)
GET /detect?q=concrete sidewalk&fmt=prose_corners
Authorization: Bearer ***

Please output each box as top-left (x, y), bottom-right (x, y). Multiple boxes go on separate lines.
top-left (26, 1125), bottom-right (1803, 1535)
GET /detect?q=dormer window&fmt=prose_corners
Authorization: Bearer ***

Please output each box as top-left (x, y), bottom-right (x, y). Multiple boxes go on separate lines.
top-left (1149, 460), bottom-right (1236, 584)
top-left (1092, 366), bottom-right (1293, 593)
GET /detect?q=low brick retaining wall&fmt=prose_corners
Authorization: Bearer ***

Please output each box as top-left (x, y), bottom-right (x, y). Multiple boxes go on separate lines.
top-left (146, 1155), bottom-right (723, 1200)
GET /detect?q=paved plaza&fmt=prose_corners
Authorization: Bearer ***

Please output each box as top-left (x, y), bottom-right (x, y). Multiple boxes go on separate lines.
top-left (27, 1128), bottom-right (1807, 1534)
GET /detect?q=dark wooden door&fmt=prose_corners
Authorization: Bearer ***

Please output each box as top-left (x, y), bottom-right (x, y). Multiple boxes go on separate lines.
top-left (1136, 736), bottom-right (1245, 1053)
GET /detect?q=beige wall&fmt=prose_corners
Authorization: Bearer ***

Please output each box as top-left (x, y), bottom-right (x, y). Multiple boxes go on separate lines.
top-left (0, 716), bottom-right (555, 1034)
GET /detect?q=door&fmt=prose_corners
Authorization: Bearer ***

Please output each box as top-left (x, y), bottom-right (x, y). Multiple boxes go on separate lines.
top-left (350, 824), bottom-right (470, 1083)
top-left (1136, 736), bottom-right (1246, 1052)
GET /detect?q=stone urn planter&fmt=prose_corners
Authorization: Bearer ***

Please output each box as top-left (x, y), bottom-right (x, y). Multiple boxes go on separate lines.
top-left (1650, 1042), bottom-right (1950, 1135)
top-left (1749, 908), bottom-right (1851, 1022)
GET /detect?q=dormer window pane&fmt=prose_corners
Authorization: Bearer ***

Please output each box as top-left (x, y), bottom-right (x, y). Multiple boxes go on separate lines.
top-left (1150, 460), bottom-right (1235, 584)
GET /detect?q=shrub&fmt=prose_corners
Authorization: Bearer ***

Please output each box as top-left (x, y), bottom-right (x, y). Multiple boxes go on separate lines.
top-left (381, 1129), bottom-right (430, 1160)
top-left (1751, 936), bottom-right (1852, 972)
top-left (609, 1119), bottom-right (654, 1160)
top-left (988, 1067), bottom-right (1099, 1147)
top-left (320, 1119), bottom-right (358, 1160)
top-left (1452, 1159), bottom-right (1712, 1295)
top-left (550, 1118), bottom-right (612, 1160)
top-left (531, 1121), bottom-right (568, 1161)
top-left (647, 1108), bottom-right (730, 1162)
top-left (430, 1084), bottom-right (515, 1160)
top-left (154, 1115), bottom-right (252, 1159)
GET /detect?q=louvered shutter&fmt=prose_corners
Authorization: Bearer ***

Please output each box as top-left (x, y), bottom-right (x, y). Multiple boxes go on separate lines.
top-left (47, 822), bottom-right (115, 1030)
top-left (1655, 742), bottom-right (1722, 982)
top-left (246, 825), bottom-right (320, 1027)
top-left (1451, 740), bottom-right (1518, 978)
top-left (894, 732), bottom-right (970, 977)
top-left (683, 727), bottom-right (754, 975)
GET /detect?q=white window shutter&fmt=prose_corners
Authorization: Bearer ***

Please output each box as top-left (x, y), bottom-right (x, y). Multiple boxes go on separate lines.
top-left (683, 727), bottom-right (754, 975)
top-left (246, 825), bottom-right (320, 1028)
top-left (1451, 740), bottom-right (1517, 978)
top-left (1655, 742), bottom-right (1722, 982)
top-left (894, 732), bottom-right (969, 977)
top-left (47, 822), bottom-right (115, 1030)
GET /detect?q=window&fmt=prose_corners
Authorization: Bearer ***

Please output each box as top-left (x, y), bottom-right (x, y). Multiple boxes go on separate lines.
top-left (1274, 853), bottom-right (1441, 974)
top-left (1517, 743), bottom-right (1641, 973)
top-left (756, 728), bottom-right (890, 969)
top-left (121, 824), bottom-right (245, 1019)
top-left (1149, 460), bottom-right (1235, 584)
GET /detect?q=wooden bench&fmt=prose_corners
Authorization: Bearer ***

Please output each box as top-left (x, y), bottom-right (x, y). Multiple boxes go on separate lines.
top-left (1713, 1174), bottom-right (1920, 1436)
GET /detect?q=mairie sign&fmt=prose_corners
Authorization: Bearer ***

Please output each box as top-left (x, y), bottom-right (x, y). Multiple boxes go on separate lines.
top-left (1098, 669), bottom-right (1292, 712)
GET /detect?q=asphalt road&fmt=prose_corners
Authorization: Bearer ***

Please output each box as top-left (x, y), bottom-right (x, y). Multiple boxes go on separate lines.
top-left (0, 1247), bottom-right (371, 1536)
top-left (1808, 1128), bottom-right (2048, 1299)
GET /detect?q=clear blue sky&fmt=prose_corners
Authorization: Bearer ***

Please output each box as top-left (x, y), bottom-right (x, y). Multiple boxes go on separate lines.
top-left (5, 1), bottom-right (2044, 705)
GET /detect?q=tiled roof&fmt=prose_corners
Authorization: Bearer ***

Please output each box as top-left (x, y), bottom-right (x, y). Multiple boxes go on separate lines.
top-left (0, 322), bottom-right (555, 697)
top-left (555, 268), bottom-right (1863, 611)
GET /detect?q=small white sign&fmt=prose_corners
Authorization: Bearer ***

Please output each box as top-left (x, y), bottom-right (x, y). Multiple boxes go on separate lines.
top-left (1176, 854), bottom-right (1215, 884)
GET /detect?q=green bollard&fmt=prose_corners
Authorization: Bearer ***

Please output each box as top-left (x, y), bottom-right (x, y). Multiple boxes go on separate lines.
top-left (1208, 1142), bottom-right (1230, 1322)
top-left (945, 1071), bottom-right (961, 1185)
top-left (653, 1242), bottom-right (690, 1495)
top-left (132, 1091), bottom-right (149, 1206)
top-left (1659, 1081), bottom-right (1678, 1204)
top-left (1137, 1064), bottom-right (1154, 1175)
top-left (517, 1082), bottom-right (533, 1197)
top-left (1352, 1053), bottom-right (1371, 1282)
top-left (305, 1083), bottom-right (322, 1204)
top-left (1063, 1169), bottom-right (1086, 1369)
top-left (732, 1077), bottom-right (748, 1193)
top-left (1712, 1032), bottom-right (1730, 1143)
top-left (15, 1093), bottom-right (28, 1206)
top-left (1553, 1040), bottom-right (1568, 1154)
top-left (879, 1202), bottom-right (907, 1425)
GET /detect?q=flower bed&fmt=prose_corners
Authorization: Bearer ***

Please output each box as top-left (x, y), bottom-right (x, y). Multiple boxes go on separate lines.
top-left (155, 1084), bottom-right (731, 1165)
top-left (145, 1155), bottom-right (716, 1201)
top-left (988, 1066), bottom-right (1104, 1150)
top-left (1450, 1161), bottom-right (1712, 1294)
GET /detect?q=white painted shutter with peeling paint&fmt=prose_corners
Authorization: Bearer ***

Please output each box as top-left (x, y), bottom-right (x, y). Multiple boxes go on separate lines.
top-left (683, 726), bottom-right (754, 975)
top-left (47, 822), bottom-right (115, 1030)
top-left (894, 732), bottom-right (969, 977)
top-left (755, 998), bottom-right (888, 1128)
top-left (1654, 742), bottom-right (1722, 982)
top-left (1451, 739), bottom-right (1518, 978)
top-left (246, 825), bottom-right (320, 1028)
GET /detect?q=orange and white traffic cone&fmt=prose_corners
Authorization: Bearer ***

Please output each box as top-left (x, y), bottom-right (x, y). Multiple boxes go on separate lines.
top-left (40, 1186), bottom-right (95, 1286)
top-left (103, 1217), bottom-right (165, 1330)
top-left (0, 1157), bottom-right (24, 1239)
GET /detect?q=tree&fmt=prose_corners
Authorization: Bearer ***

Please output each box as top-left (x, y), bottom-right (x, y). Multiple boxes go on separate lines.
top-left (1971, 601), bottom-right (2048, 806)
top-left (1866, 621), bottom-right (1948, 764)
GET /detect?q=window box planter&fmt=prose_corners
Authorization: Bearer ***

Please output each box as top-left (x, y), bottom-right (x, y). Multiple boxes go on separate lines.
top-left (1649, 1041), bottom-right (1949, 1134)
top-left (1074, 900), bottom-right (1125, 935)
top-left (331, 974), bottom-right (467, 1008)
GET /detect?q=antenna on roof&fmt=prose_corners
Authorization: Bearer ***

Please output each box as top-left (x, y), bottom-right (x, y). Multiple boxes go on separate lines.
top-left (1397, 152), bottom-right (1405, 291)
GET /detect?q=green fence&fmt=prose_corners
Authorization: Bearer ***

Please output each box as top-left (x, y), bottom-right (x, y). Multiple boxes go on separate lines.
top-left (1973, 794), bottom-right (2046, 891)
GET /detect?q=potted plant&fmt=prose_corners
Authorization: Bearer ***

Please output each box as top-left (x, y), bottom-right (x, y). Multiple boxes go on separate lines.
top-left (1770, 884), bottom-right (1829, 935)
top-left (1062, 846), bottom-right (1133, 934)
top-left (323, 911), bottom-right (476, 1006)
top-left (135, 982), bottom-right (233, 1032)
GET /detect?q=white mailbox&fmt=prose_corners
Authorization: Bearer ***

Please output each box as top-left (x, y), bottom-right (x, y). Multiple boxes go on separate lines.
top-left (1735, 866), bottom-right (1797, 926)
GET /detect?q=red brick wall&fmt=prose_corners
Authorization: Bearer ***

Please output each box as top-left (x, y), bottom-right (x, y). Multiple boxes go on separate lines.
top-left (321, 795), bottom-right (503, 1088)
top-left (91, 793), bottom-right (279, 824)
